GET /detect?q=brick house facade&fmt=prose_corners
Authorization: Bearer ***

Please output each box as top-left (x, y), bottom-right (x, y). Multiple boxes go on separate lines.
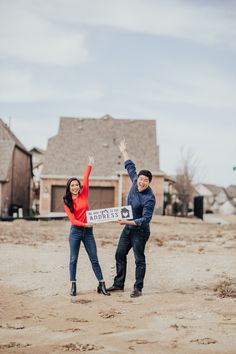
top-left (40, 115), bottom-right (165, 215)
top-left (0, 118), bottom-right (32, 217)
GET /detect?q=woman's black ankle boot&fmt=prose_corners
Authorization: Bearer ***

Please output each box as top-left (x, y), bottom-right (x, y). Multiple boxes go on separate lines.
top-left (70, 282), bottom-right (77, 296)
top-left (97, 281), bottom-right (110, 296)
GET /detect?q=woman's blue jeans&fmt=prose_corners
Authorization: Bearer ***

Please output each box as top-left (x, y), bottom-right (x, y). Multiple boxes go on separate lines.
top-left (69, 225), bottom-right (103, 282)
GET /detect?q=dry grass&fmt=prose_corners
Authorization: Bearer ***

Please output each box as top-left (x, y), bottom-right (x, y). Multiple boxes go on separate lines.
top-left (214, 277), bottom-right (236, 298)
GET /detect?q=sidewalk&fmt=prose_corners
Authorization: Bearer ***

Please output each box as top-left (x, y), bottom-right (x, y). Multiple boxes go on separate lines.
top-left (203, 214), bottom-right (230, 225)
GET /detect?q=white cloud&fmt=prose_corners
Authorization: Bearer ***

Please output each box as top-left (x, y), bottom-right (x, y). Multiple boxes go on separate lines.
top-left (1, 0), bottom-right (235, 66)
top-left (1, 0), bottom-right (235, 68)
top-left (30, 0), bottom-right (236, 49)
top-left (0, 68), bottom-right (103, 102)
top-left (142, 68), bottom-right (236, 112)
top-left (0, 2), bottom-right (88, 65)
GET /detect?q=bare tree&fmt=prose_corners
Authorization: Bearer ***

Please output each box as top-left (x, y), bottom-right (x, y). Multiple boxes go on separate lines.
top-left (174, 148), bottom-right (198, 216)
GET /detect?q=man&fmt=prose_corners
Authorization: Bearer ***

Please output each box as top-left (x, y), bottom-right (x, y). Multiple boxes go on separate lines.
top-left (107, 139), bottom-right (156, 297)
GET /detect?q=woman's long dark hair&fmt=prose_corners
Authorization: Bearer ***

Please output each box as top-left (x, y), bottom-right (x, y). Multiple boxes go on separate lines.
top-left (63, 177), bottom-right (82, 212)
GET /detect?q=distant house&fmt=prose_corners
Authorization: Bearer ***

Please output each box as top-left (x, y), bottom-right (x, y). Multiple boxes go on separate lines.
top-left (195, 183), bottom-right (235, 215)
top-left (0, 118), bottom-right (32, 217)
top-left (224, 185), bottom-right (236, 214)
top-left (219, 199), bottom-right (236, 215)
top-left (30, 147), bottom-right (45, 214)
top-left (163, 175), bottom-right (176, 215)
top-left (40, 115), bottom-right (165, 215)
top-left (226, 185), bottom-right (236, 204)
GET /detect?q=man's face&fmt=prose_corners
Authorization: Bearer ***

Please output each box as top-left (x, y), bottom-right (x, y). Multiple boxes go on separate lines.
top-left (137, 175), bottom-right (150, 192)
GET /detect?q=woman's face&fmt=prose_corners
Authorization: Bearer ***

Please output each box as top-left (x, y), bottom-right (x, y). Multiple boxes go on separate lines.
top-left (69, 180), bottom-right (80, 197)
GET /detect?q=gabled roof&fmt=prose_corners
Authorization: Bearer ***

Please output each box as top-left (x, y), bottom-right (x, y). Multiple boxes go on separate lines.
top-left (200, 183), bottom-right (225, 196)
top-left (226, 185), bottom-right (236, 198)
top-left (29, 147), bottom-right (45, 154)
top-left (30, 146), bottom-right (45, 169)
top-left (0, 118), bottom-right (28, 152)
top-left (0, 118), bottom-right (31, 181)
top-left (164, 175), bottom-right (176, 183)
top-left (42, 115), bottom-right (162, 177)
top-left (0, 141), bottom-right (14, 181)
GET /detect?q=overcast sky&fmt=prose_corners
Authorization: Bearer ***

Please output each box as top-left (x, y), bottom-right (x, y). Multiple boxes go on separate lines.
top-left (0, 0), bottom-right (235, 187)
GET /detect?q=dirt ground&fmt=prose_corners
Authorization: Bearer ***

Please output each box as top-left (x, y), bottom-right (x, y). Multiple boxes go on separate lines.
top-left (0, 215), bottom-right (236, 354)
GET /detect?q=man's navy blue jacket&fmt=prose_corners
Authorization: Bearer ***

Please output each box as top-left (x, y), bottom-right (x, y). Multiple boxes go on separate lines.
top-left (124, 159), bottom-right (156, 231)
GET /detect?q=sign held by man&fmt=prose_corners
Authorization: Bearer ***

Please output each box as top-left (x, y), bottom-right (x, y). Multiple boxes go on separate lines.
top-left (86, 205), bottom-right (133, 224)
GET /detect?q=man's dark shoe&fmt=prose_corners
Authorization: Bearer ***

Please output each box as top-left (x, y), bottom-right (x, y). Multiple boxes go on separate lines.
top-left (106, 285), bottom-right (124, 292)
top-left (130, 288), bottom-right (142, 298)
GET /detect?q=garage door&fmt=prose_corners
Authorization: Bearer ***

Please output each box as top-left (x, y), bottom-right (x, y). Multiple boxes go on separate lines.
top-left (51, 186), bottom-right (115, 212)
top-left (89, 187), bottom-right (114, 210)
top-left (51, 186), bottom-right (65, 212)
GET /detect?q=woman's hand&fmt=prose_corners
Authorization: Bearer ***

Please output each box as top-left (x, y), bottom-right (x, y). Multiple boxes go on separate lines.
top-left (88, 156), bottom-right (94, 165)
top-left (85, 223), bottom-right (94, 228)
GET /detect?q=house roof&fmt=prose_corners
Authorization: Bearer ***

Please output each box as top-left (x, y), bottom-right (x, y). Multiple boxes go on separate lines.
top-left (0, 118), bottom-right (28, 152)
top-left (226, 185), bottom-right (236, 198)
top-left (0, 141), bottom-right (14, 181)
top-left (164, 175), bottom-right (176, 183)
top-left (30, 146), bottom-right (45, 169)
top-left (42, 115), bottom-right (163, 177)
top-left (29, 147), bottom-right (45, 154)
top-left (200, 183), bottom-right (225, 196)
top-left (0, 118), bottom-right (31, 181)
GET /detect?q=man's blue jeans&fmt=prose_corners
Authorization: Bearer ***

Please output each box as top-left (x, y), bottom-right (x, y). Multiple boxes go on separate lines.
top-left (69, 225), bottom-right (103, 282)
top-left (114, 227), bottom-right (150, 291)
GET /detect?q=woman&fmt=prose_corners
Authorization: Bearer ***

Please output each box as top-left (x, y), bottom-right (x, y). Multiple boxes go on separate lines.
top-left (63, 156), bottom-right (110, 296)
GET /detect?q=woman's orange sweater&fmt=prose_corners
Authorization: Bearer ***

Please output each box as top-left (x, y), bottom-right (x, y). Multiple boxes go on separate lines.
top-left (64, 165), bottom-right (92, 227)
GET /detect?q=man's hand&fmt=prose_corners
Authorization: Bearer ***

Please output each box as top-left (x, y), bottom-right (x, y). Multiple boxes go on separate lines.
top-left (119, 139), bottom-right (129, 161)
top-left (119, 139), bottom-right (127, 153)
top-left (117, 219), bottom-right (127, 225)
top-left (117, 219), bottom-right (136, 226)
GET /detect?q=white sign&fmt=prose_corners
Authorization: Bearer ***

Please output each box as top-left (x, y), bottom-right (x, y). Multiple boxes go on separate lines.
top-left (86, 205), bottom-right (133, 224)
